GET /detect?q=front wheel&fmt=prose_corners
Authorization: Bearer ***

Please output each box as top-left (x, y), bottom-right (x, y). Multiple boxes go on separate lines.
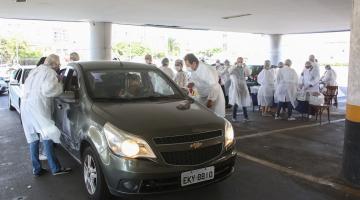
top-left (82, 147), bottom-right (111, 200)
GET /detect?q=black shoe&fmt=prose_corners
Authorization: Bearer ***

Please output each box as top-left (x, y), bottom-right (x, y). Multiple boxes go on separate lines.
top-left (33, 168), bottom-right (48, 177)
top-left (53, 167), bottom-right (72, 176)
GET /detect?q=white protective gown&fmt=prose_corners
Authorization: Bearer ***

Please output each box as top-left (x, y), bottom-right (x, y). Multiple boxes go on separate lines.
top-left (174, 71), bottom-right (188, 88)
top-left (301, 67), bottom-right (320, 93)
top-left (21, 65), bottom-right (63, 144)
top-left (228, 65), bottom-right (252, 107)
top-left (189, 62), bottom-right (225, 117)
top-left (310, 61), bottom-right (320, 79)
top-left (320, 69), bottom-right (337, 86)
top-left (274, 66), bottom-right (299, 107)
top-left (257, 68), bottom-right (276, 106)
top-left (159, 66), bottom-right (175, 79)
top-left (216, 65), bottom-right (231, 95)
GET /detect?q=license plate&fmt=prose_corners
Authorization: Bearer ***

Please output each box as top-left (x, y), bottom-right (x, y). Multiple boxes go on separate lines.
top-left (181, 166), bottom-right (215, 186)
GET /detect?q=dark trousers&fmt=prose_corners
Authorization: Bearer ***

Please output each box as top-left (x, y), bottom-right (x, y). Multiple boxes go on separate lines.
top-left (277, 102), bottom-right (293, 117)
top-left (233, 104), bottom-right (248, 119)
top-left (221, 85), bottom-right (229, 106)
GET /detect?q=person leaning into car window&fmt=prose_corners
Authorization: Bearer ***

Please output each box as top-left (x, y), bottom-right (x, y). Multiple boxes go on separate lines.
top-left (36, 56), bottom-right (47, 67)
top-left (21, 54), bottom-right (72, 176)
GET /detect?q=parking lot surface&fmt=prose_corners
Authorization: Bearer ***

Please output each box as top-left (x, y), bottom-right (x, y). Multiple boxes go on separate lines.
top-left (0, 94), bottom-right (358, 200)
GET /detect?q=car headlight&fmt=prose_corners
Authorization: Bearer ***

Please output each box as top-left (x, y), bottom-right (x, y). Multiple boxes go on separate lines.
top-left (103, 122), bottom-right (156, 158)
top-left (225, 120), bottom-right (235, 148)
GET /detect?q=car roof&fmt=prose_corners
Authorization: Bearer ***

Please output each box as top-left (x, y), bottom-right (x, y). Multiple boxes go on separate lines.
top-left (72, 61), bottom-right (158, 71)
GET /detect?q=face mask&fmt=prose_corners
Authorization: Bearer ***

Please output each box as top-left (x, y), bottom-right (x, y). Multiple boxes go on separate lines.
top-left (186, 67), bottom-right (194, 72)
top-left (175, 66), bottom-right (181, 72)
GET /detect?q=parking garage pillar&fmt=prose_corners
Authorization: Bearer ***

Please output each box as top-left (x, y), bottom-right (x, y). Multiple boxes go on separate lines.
top-left (269, 34), bottom-right (282, 65)
top-left (343, 0), bottom-right (360, 186)
top-left (89, 22), bottom-right (112, 60)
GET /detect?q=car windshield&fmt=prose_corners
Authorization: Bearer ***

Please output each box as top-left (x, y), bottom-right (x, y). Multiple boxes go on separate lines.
top-left (85, 68), bottom-right (184, 101)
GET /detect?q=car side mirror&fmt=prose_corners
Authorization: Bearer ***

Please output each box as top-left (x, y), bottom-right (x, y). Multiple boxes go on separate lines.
top-left (60, 91), bottom-right (78, 104)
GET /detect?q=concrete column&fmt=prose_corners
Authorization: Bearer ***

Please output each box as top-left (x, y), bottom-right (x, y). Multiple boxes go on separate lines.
top-left (269, 34), bottom-right (282, 66)
top-left (343, 0), bottom-right (360, 186)
top-left (89, 22), bottom-right (112, 60)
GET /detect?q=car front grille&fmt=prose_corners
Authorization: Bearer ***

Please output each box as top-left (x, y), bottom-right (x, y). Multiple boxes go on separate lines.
top-left (161, 143), bottom-right (223, 165)
top-left (153, 130), bottom-right (222, 145)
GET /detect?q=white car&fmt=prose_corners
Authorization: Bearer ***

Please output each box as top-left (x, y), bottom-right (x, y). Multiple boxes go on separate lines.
top-left (0, 77), bottom-right (8, 94)
top-left (8, 66), bottom-right (36, 113)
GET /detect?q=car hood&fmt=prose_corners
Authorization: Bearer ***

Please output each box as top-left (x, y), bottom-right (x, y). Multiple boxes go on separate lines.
top-left (92, 99), bottom-right (225, 140)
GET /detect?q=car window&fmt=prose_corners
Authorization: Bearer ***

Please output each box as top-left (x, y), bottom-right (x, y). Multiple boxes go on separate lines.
top-left (22, 69), bottom-right (32, 84)
top-left (85, 68), bottom-right (182, 101)
top-left (12, 69), bottom-right (20, 80)
top-left (15, 69), bottom-right (22, 82)
top-left (64, 69), bottom-right (79, 92)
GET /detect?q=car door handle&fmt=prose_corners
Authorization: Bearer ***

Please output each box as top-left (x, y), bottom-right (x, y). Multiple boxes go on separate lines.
top-left (57, 104), bottom-right (63, 110)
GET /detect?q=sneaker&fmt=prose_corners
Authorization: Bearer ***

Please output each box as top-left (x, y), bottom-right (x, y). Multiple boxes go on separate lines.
top-left (308, 115), bottom-right (313, 119)
top-left (53, 167), bottom-right (72, 176)
top-left (33, 168), bottom-right (48, 177)
top-left (39, 154), bottom-right (47, 161)
top-left (288, 117), bottom-right (296, 121)
top-left (232, 118), bottom-right (237, 122)
top-left (275, 115), bottom-right (281, 120)
top-left (243, 118), bottom-right (250, 122)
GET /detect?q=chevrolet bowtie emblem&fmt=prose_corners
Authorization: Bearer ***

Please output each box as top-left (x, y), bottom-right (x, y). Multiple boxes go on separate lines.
top-left (190, 142), bottom-right (203, 149)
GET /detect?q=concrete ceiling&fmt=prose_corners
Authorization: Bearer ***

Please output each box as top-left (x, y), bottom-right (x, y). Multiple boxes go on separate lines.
top-left (0, 0), bottom-right (353, 34)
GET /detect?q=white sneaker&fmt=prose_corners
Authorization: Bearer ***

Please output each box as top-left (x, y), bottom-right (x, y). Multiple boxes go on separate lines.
top-left (243, 118), bottom-right (250, 122)
top-left (308, 115), bottom-right (313, 119)
top-left (288, 117), bottom-right (296, 121)
top-left (39, 154), bottom-right (47, 161)
top-left (275, 115), bottom-right (280, 120)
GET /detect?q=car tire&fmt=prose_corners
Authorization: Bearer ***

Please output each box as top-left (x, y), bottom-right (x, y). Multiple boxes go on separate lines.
top-left (8, 96), bottom-right (15, 111)
top-left (82, 147), bottom-right (111, 200)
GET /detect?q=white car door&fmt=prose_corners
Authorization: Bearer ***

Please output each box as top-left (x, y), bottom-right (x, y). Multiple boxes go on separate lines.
top-left (9, 69), bottom-right (22, 112)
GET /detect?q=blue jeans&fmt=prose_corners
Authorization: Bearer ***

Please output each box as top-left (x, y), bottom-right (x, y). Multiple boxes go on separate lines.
top-left (233, 104), bottom-right (248, 120)
top-left (30, 139), bottom-right (60, 174)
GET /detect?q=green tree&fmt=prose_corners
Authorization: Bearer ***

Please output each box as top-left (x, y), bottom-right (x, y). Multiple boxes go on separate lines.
top-left (167, 38), bottom-right (180, 56)
top-left (154, 52), bottom-right (166, 59)
top-left (0, 37), bottom-right (42, 64)
top-left (113, 42), bottom-right (151, 59)
top-left (197, 48), bottom-right (223, 58)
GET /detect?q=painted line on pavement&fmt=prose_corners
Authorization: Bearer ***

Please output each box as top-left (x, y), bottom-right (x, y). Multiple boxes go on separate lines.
top-left (236, 119), bottom-right (345, 140)
top-left (237, 151), bottom-right (360, 198)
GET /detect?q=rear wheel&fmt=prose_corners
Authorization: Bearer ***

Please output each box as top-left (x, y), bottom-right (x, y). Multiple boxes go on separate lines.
top-left (8, 96), bottom-right (15, 111)
top-left (82, 147), bottom-right (111, 200)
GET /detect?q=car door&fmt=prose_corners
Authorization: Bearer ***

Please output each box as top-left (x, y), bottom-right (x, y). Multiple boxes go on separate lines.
top-left (9, 69), bottom-right (22, 112)
top-left (54, 67), bottom-right (82, 151)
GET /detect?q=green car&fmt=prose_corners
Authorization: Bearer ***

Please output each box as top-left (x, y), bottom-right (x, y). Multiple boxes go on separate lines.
top-left (54, 61), bottom-right (236, 200)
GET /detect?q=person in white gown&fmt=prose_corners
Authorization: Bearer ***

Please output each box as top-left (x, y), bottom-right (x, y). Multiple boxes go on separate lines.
top-left (274, 59), bottom-right (299, 121)
top-left (159, 58), bottom-right (175, 79)
top-left (228, 57), bottom-right (252, 122)
top-left (174, 59), bottom-right (187, 88)
top-left (257, 60), bottom-right (276, 116)
top-left (184, 53), bottom-right (225, 117)
top-left (21, 54), bottom-right (71, 176)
